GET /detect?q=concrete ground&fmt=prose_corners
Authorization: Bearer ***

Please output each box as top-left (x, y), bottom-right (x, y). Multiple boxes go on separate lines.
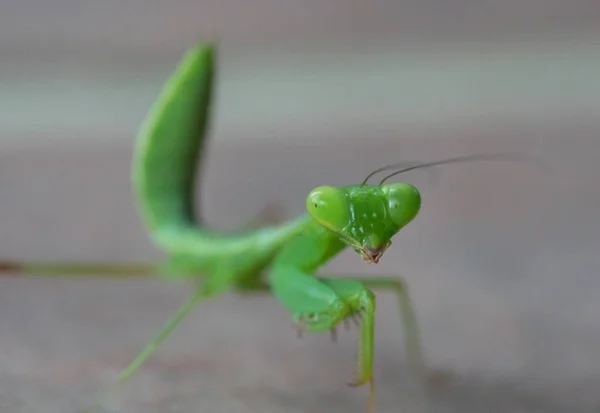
top-left (1, 130), bottom-right (600, 413)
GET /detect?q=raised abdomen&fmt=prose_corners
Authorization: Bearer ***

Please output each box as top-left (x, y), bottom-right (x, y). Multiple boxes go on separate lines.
top-left (131, 44), bottom-right (215, 247)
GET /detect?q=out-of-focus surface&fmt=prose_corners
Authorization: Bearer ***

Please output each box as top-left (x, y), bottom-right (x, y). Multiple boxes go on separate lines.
top-left (2, 1), bottom-right (600, 412)
top-left (1, 134), bottom-right (600, 412)
top-left (2, 0), bottom-right (600, 149)
top-left (3, 0), bottom-right (600, 48)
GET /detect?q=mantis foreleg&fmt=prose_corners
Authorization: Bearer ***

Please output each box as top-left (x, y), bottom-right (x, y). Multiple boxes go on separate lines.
top-left (233, 270), bottom-right (426, 378)
top-left (324, 276), bottom-right (425, 377)
top-left (327, 275), bottom-right (455, 390)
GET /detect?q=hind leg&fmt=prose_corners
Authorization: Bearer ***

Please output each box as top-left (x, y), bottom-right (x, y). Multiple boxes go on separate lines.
top-left (77, 284), bottom-right (210, 412)
top-left (78, 263), bottom-right (246, 413)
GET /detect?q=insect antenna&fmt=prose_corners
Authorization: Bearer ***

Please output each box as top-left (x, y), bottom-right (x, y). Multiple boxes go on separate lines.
top-left (377, 151), bottom-right (552, 186)
top-left (361, 161), bottom-right (426, 186)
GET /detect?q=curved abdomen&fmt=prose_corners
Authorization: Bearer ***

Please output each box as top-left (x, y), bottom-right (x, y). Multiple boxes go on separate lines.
top-left (132, 44), bottom-right (214, 239)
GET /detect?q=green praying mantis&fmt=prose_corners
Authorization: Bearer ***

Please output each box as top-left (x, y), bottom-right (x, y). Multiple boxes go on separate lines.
top-left (0, 42), bottom-right (548, 413)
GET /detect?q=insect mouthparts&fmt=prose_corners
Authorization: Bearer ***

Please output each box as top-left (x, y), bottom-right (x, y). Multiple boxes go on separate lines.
top-left (360, 247), bottom-right (385, 264)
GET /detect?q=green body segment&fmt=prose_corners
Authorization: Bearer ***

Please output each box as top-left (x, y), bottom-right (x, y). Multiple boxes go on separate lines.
top-left (132, 44), bottom-right (214, 232)
top-left (131, 43), bottom-right (311, 277)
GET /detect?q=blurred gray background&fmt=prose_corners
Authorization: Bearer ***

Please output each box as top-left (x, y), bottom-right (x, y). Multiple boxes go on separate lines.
top-left (1, 1), bottom-right (600, 412)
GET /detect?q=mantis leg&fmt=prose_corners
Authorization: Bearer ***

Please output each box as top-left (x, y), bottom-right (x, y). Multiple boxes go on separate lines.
top-left (78, 285), bottom-right (209, 413)
top-left (320, 276), bottom-right (426, 380)
top-left (222, 268), bottom-right (426, 381)
top-left (0, 261), bottom-right (160, 277)
top-left (271, 272), bottom-right (377, 413)
top-left (234, 273), bottom-right (426, 379)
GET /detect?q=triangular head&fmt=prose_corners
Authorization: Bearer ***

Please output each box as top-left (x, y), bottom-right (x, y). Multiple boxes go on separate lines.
top-left (305, 151), bottom-right (550, 265)
top-left (307, 183), bottom-right (421, 263)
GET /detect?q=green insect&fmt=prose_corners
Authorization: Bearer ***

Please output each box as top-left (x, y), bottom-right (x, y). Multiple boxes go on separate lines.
top-left (0, 43), bottom-right (544, 413)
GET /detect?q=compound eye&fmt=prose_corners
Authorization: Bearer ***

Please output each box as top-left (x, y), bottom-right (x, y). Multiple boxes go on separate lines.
top-left (306, 186), bottom-right (350, 231)
top-left (381, 183), bottom-right (422, 228)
